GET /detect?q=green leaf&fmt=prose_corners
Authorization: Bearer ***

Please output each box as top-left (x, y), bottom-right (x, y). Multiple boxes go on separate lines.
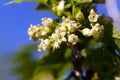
top-left (13, 44), bottom-right (37, 80)
top-left (7, 0), bottom-right (48, 4)
top-left (114, 38), bottom-right (120, 50)
top-left (65, 3), bottom-right (72, 9)
top-left (93, 0), bottom-right (105, 3)
top-left (113, 26), bottom-right (120, 50)
top-left (113, 26), bottom-right (120, 39)
top-left (81, 49), bottom-right (87, 57)
top-left (13, 0), bottom-right (22, 2)
top-left (36, 0), bottom-right (48, 4)
top-left (5, 0), bottom-right (22, 5)
top-left (73, 0), bottom-right (92, 3)
top-left (33, 44), bottom-right (72, 80)
top-left (86, 44), bottom-right (120, 79)
top-left (36, 3), bottom-right (49, 10)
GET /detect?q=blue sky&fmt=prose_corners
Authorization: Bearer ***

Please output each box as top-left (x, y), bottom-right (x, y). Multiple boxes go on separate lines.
top-left (0, 0), bottom-right (57, 55)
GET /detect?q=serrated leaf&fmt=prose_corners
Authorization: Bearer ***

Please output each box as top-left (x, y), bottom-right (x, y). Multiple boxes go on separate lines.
top-left (73, 0), bottom-right (92, 3)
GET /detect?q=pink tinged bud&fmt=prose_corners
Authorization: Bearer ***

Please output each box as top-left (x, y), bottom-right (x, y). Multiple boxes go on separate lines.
top-left (57, 0), bottom-right (65, 16)
top-left (57, 0), bottom-right (65, 11)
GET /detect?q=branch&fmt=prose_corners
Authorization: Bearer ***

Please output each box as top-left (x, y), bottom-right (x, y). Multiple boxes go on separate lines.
top-left (71, 44), bottom-right (84, 80)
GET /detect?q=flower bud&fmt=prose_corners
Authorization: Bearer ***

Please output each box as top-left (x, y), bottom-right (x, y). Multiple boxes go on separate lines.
top-left (38, 39), bottom-right (50, 51)
top-left (41, 17), bottom-right (53, 26)
top-left (52, 4), bottom-right (57, 13)
top-left (59, 25), bottom-right (67, 32)
top-left (57, 0), bottom-right (65, 11)
top-left (57, 0), bottom-right (65, 16)
top-left (67, 26), bottom-right (76, 33)
top-left (27, 24), bottom-right (39, 41)
top-left (76, 11), bottom-right (84, 21)
top-left (81, 28), bottom-right (92, 37)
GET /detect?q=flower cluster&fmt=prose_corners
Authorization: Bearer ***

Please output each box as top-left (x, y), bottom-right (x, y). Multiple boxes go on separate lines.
top-left (28, 17), bottom-right (81, 51)
top-left (28, 17), bottom-right (53, 41)
top-left (81, 9), bottom-right (104, 40)
top-left (28, 9), bottom-right (104, 51)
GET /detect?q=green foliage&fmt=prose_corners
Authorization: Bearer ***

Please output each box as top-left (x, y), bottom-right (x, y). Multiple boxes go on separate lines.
top-left (13, 44), bottom-right (37, 80)
top-left (13, 44), bottom-right (73, 80)
top-left (33, 44), bottom-right (72, 80)
top-left (12, 0), bottom-right (22, 3)
top-left (113, 26), bottom-right (120, 50)
top-left (36, 4), bottom-right (49, 10)
top-left (73, 0), bottom-right (92, 3)
top-left (93, 0), bottom-right (105, 3)
top-left (86, 43), bottom-right (120, 79)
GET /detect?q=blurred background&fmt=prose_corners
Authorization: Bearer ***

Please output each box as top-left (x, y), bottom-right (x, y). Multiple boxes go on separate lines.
top-left (0, 0), bottom-right (120, 80)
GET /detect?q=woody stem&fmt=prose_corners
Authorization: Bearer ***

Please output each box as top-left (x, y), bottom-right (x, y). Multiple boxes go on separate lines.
top-left (71, 45), bottom-right (83, 80)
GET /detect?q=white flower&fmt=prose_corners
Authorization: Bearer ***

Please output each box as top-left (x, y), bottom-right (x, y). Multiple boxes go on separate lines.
top-left (58, 32), bottom-right (67, 42)
top-left (28, 24), bottom-right (36, 38)
top-left (27, 24), bottom-right (41, 41)
top-left (57, 0), bottom-right (65, 11)
top-left (38, 39), bottom-right (50, 51)
top-left (76, 10), bottom-right (84, 21)
top-left (49, 31), bottom-right (66, 50)
top-left (88, 9), bottom-right (99, 22)
top-left (81, 28), bottom-right (92, 37)
top-left (66, 20), bottom-right (81, 33)
top-left (41, 27), bottom-right (50, 36)
top-left (62, 16), bottom-right (71, 23)
top-left (91, 23), bottom-right (104, 32)
top-left (91, 23), bottom-right (104, 39)
top-left (68, 34), bottom-right (79, 45)
top-left (35, 25), bottom-right (42, 38)
top-left (61, 16), bottom-right (82, 33)
top-left (50, 33), bottom-right (59, 41)
top-left (51, 41), bottom-right (60, 50)
top-left (50, 31), bottom-right (66, 44)
top-left (41, 17), bottom-right (53, 26)
top-left (58, 25), bottom-right (67, 32)
top-left (67, 25), bottom-right (76, 33)
top-left (62, 16), bottom-right (82, 29)
top-left (28, 23), bottom-right (51, 40)
top-left (55, 28), bottom-right (67, 42)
